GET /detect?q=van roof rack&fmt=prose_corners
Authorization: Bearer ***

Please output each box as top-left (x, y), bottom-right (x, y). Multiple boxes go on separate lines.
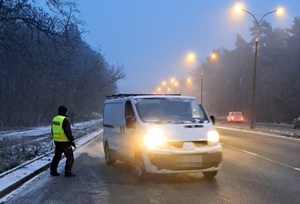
top-left (106, 93), bottom-right (181, 99)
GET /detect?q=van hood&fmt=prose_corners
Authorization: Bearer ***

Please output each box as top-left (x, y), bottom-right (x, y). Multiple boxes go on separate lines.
top-left (144, 122), bottom-right (215, 141)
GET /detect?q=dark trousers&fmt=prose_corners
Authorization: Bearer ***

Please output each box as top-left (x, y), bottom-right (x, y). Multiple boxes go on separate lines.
top-left (50, 142), bottom-right (74, 173)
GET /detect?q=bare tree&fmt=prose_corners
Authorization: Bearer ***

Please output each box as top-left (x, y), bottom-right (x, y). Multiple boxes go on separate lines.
top-left (0, 1), bottom-right (125, 127)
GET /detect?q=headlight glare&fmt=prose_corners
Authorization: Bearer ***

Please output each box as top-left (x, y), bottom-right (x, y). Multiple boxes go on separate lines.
top-left (144, 128), bottom-right (167, 149)
top-left (207, 130), bottom-right (219, 145)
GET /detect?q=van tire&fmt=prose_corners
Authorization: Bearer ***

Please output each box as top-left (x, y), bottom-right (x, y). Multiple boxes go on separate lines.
top-left (104, 143), bottom-right (116, 165)
top-left (203, 171), bottom-right (218, 179)
top-left (134, 153), bottom-right (148, 180)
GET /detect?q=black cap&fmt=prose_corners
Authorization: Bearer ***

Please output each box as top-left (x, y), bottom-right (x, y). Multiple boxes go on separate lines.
top-left (58, 105), bottom-right (67, 114)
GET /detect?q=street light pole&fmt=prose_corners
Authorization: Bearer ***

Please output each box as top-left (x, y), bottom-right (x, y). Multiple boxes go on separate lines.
top-left (251, 38), bottom-right (258, 129)
top-left (195, 55), bottom-right (213, 104)
top-left (242, 9), bottom-right (278, 129)
top-left (186, 52), bottom-right (217, 103)
top-left (200, 72), bottom-right (203, 103)
top-left (195, 57), bottom-right (205, 104)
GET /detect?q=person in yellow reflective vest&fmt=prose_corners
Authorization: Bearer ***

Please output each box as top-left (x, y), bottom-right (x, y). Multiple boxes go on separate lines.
top-left (50, 105), bottom-right (76, 177)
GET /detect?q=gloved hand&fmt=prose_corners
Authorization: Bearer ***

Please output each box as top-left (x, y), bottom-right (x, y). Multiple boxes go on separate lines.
top-left (71, 142), bottom-right (76, 148)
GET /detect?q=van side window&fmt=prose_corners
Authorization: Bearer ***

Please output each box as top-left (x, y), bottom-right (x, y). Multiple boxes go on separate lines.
top-left (125, 101), bottom-right (134, 117)
top-left (103, 102), bottom-right (124, 126)
top-left (125, 101), bottom-right (135, 128)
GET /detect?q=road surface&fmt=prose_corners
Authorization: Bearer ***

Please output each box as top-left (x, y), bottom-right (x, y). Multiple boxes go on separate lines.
top-left (3, 128), bottom-right (300, 204)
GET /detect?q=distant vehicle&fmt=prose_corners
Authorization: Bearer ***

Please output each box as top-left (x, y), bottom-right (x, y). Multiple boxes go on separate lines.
top-left (227, 112), bottom-right (244, 123)
top-left (293, 117), bottom-right (300, 129)
top-left (102, 94), bottom-right (222, 179)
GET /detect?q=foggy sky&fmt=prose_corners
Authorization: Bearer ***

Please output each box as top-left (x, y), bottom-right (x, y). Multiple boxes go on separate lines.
top-left (78, 0), bottom-right (299, 94)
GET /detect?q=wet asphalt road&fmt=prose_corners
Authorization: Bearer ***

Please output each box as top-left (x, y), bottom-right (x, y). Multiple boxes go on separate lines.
top-left (3, 129), bottom-right (300, 204)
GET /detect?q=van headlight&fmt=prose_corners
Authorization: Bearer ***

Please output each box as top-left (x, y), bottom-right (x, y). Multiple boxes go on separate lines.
top-left (207, 130), bottom-right (220, 145)
top-left (144, 128), bottom-right (167, 149)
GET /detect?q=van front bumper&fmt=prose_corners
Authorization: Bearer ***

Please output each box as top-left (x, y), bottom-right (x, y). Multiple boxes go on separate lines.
top-left (143, 145), bottom-right (222, 173)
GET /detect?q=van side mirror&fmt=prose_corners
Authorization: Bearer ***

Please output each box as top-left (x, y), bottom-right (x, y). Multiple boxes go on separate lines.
top-left (209, 115), bottom-right (215, 125)
top-left (126, 116), bottom-right (136, 129)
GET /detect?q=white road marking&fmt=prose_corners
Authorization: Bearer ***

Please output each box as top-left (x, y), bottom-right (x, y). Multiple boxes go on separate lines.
top-left (222, 143), bottom-right (300, 172)
top-left (242, 150), bottom-right (257, 156)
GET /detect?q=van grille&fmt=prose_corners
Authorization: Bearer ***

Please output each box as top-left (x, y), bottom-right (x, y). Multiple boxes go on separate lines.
top-left (147, 152), bottom-right (222, 171)
top-left (167, 141), bottom-right (207, 148)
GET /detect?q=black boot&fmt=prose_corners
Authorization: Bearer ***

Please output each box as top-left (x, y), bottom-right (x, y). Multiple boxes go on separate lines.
top-left (65, 171), bottom-right (76, 177)
top-left (50, 172), bottom-right (60, 176)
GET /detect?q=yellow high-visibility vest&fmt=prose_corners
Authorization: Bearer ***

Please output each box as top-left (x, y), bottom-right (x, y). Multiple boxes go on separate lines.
top-left (52, 115), bottom-right (69, 142)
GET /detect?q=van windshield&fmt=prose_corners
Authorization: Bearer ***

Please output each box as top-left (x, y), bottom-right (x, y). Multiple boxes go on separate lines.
top-left (135, 98), bottom-right (208, 124)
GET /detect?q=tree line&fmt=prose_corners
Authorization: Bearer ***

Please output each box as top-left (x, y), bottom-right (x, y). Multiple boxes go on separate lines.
top-left (1, 1), bottom-right (299, 127)
top-left (193, 17), bottom-right (300, 124)
top-left (0, 0), bottom-right (124, 127)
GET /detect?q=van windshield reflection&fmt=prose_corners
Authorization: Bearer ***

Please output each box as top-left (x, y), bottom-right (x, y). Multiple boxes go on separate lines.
top-left (135, 98), bottom-right (208, 124)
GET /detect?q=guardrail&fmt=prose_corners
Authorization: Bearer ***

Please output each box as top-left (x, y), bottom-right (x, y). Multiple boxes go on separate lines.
top-left (0, 129), bottom-right (103, 199)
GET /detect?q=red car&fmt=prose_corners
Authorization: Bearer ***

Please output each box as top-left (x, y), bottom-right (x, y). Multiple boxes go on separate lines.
top-left (227, 112), bottom-right (244, 123)
top-left (293, 117), bottom-right (300, 129)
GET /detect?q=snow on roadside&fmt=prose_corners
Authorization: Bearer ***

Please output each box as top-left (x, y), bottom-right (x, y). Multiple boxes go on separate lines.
top-left (0, 119), bottom-right (102, 199)
top-left (0, 128), bottom-right (103, 201)
top-left (0, 119), bottom-right (102, 139)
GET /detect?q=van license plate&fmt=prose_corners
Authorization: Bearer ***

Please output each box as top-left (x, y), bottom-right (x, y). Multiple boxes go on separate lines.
top-left (175, 155), bottom-right (202, 167)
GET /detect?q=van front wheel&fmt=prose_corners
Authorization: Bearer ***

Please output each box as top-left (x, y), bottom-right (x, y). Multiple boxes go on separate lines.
top-left (134, 153), bottom-right (148, 180)
top-left (104, 143), bottom-right (116, 165)
top-left (203, 171), bottom-right (218, 180)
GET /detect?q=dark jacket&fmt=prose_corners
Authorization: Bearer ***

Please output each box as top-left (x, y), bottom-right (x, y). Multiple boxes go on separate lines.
top-left (61, 116), bottom-right (75, 142)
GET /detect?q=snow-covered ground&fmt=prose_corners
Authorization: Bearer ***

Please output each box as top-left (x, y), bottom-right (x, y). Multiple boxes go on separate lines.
top-left (0, 120), bottom-right (103, 201)
top-left (0, 121), bottom-right (299, 201)
top-left (0, 120), bottom-right (101, 139)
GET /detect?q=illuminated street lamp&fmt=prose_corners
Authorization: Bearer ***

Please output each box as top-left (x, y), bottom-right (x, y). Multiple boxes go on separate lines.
top-left (170, 77), bottom-right (192, 95)
top-left (167, 87), bottom-right (171, 93)
top-left (187, 52), bottom-right (217, 103)
top-left (155, 78), bottom-right (192, 95)
top-left (178, 78), bottom-right (192, 95)
top-left (156, 87), bottom-right (162, 94)
top-left (156, 80), bottom-right (175, 94)
top-left (171, 79), bottom-right (180, 93)
top-left (235, 3), bottom-right (284, 129)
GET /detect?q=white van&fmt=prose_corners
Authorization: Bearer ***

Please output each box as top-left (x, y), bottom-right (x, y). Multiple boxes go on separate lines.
top-left (102, 94), bottom-right (222, 179)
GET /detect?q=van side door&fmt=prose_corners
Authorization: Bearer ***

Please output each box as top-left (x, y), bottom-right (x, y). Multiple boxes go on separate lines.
top-left (121, 100), bottom-right (137, 160)
top-left (103, 101), bottom-right (125, 154)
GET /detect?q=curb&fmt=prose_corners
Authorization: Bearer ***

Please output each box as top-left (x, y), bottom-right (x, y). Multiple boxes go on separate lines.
top-left (0, 164), bottom-right (50, 199)
top-left (0, 131), bottom-right (102, 199)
